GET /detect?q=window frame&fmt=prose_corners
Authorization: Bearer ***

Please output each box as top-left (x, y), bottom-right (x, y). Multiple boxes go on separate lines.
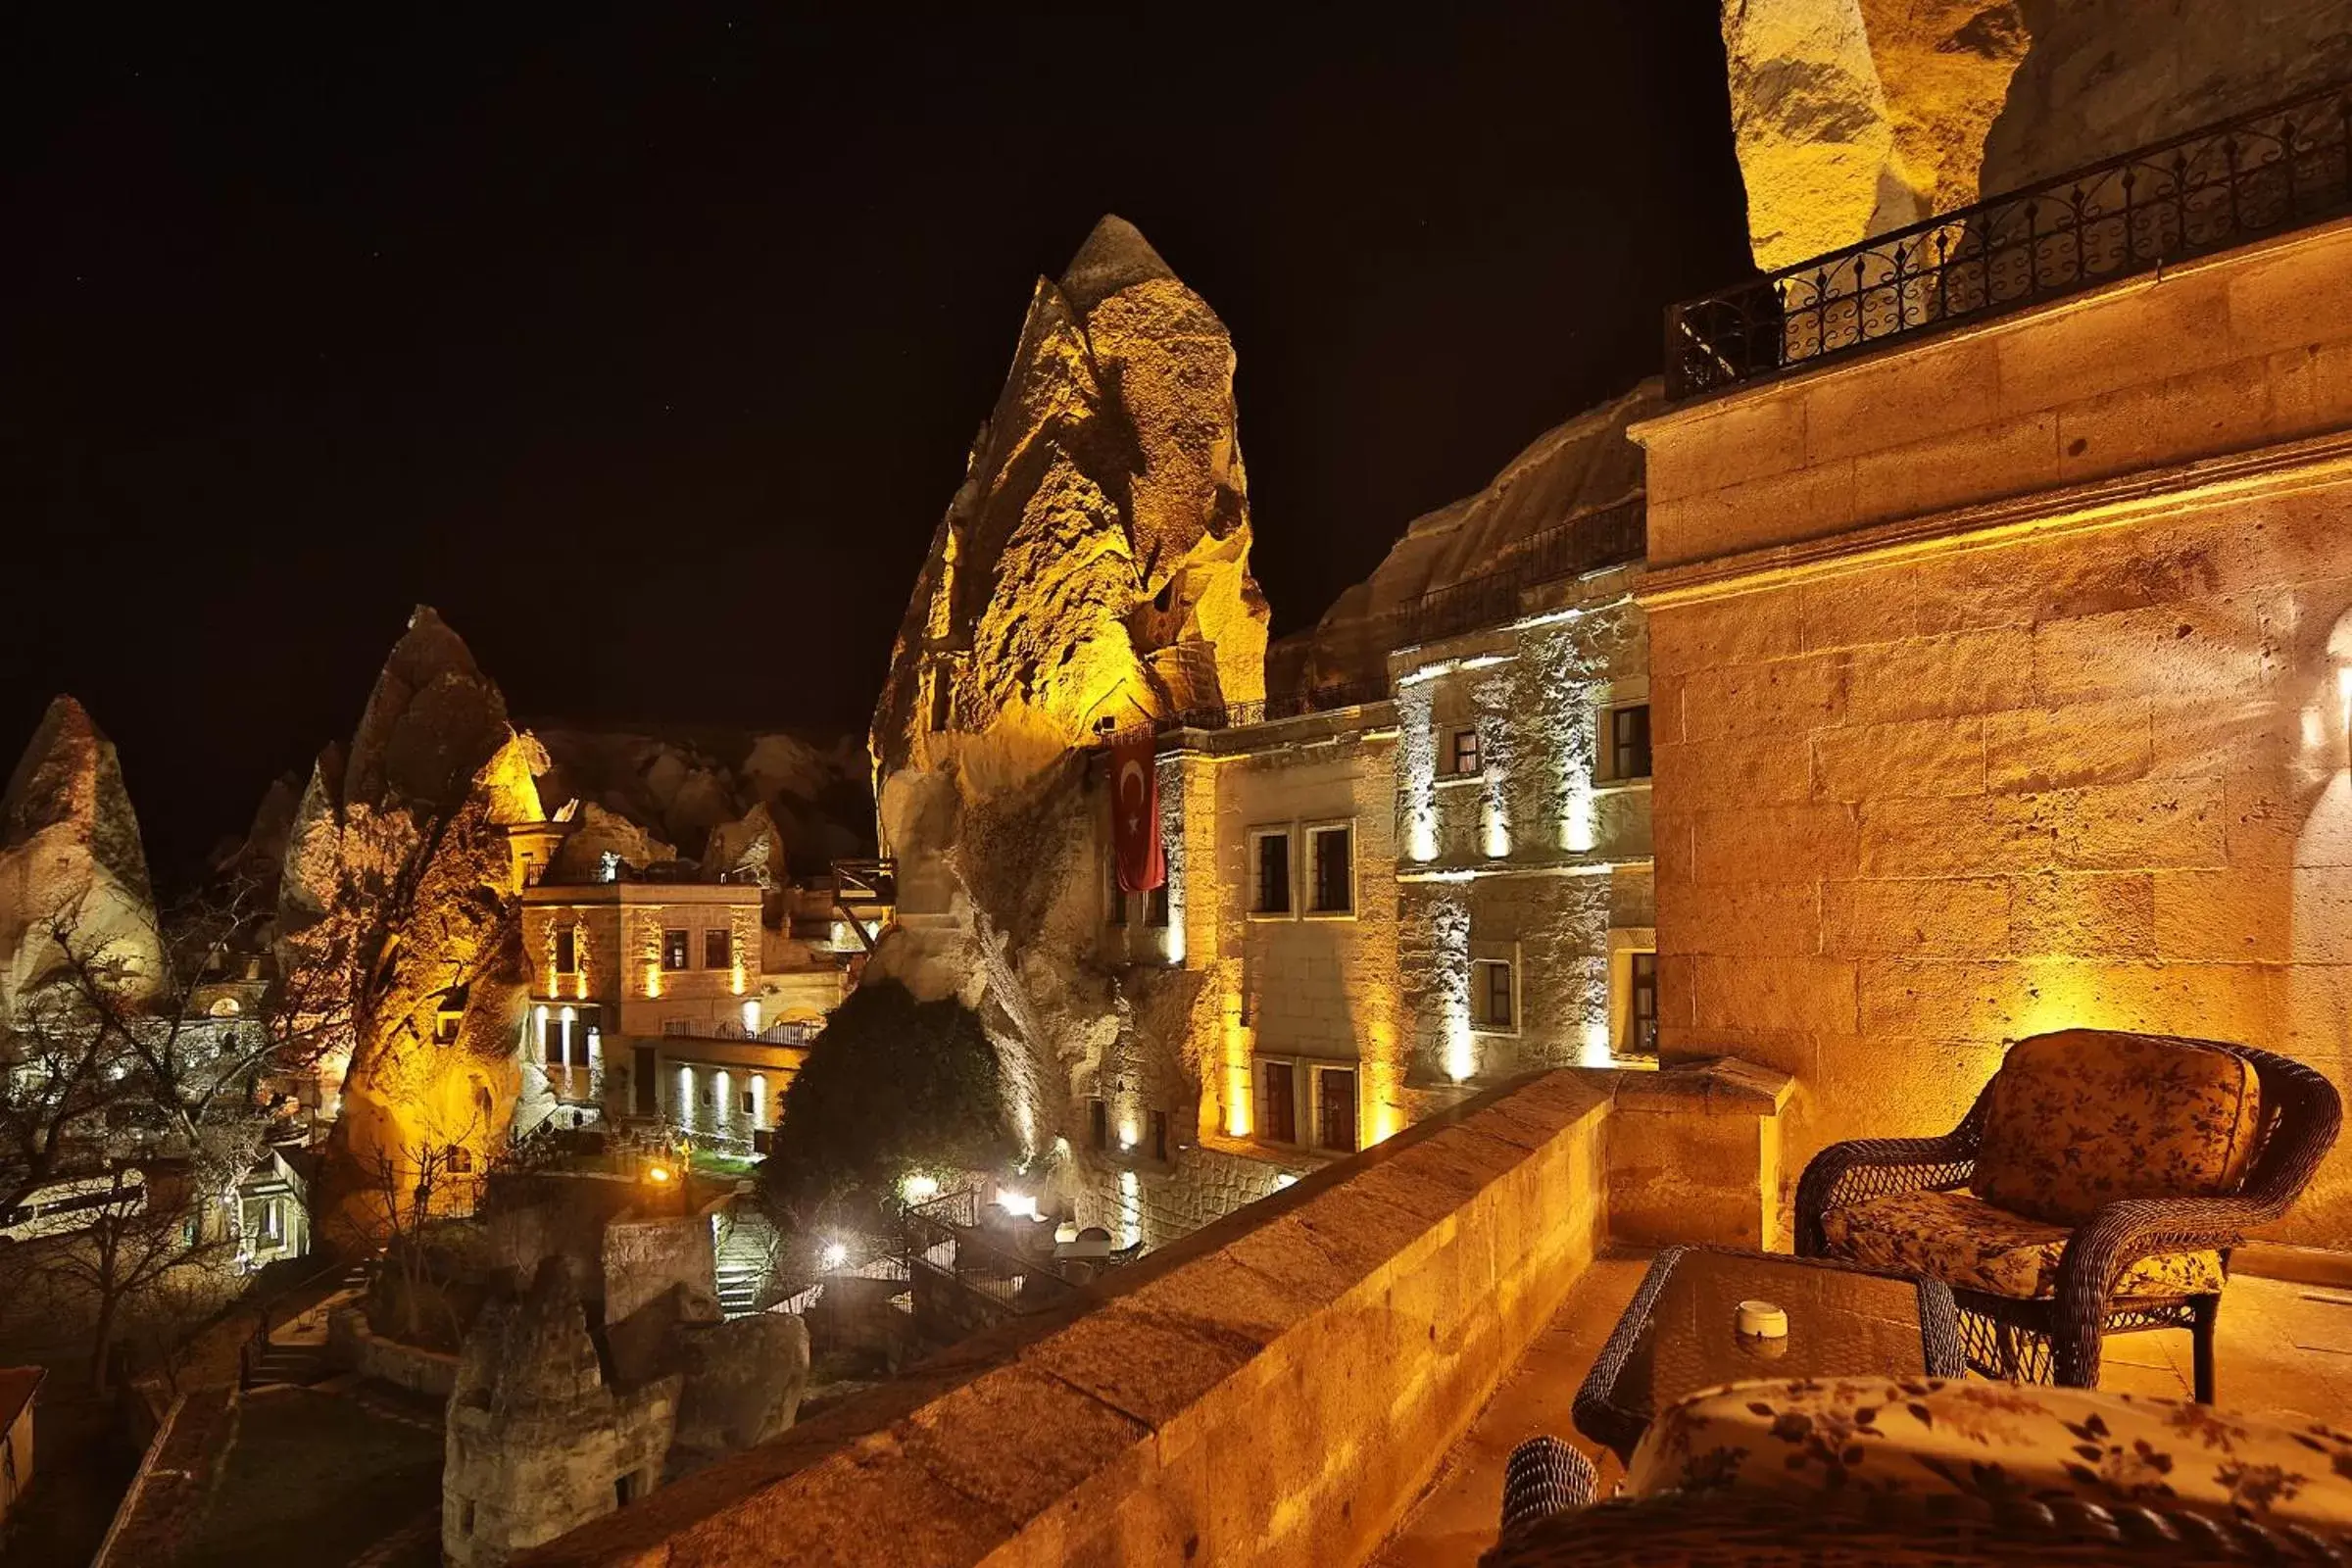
top-left (1627, 950), bottom-right (1660, 1058)
top-left (1447, 726), bottom-right (1481, 778)
top-left (1303, 819), bottom-right (1356, 919)
top-left (1247, 825), bottom-right (1296, 920)
top-left (1606, 703), bottom-right (1653, 782)
top-left (1470, 956), bottom-right (1519, 1036)
top-left (1312, 1065), bottom-right (1359, 1154)
top-left (703, 926), bottom-right (732, 971)
top-left (554, 925), bottom-right (578, 976)
top-left (661, 928), bottom-right (691, 971)
top-left (1253, 1055), bottom-right (1299, 1146)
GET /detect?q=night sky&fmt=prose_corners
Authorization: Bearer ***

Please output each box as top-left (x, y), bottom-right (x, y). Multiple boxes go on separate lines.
top-left (2, 6), bottom-right (1750, 884)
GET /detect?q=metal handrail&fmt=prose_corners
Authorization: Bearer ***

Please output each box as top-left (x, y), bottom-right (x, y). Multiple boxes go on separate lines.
top-left (1666, 77), bottom-right (2352, 400)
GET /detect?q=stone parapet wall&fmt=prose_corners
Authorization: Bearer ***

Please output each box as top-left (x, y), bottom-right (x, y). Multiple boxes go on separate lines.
top-left (1638, 216), bottom-right (2352, 572)
top-left (516, 1071), bottom-right (1610, 1568)
top-left (329, 1307), bottom-right (463, 1397)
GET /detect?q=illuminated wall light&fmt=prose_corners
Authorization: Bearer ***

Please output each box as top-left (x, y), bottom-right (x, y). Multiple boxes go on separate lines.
top-left (1435, 893), bottom-right (1475, 1082)
top-left (586, 1027), bottom-right (602, 1071)
top-left (676, 1065), bottom-right (694, 1132)
top-left (1445, 1024), bottom-right (1478, 1084)
top-left (901, 1172), bottom-right (939, 1203)
top-left (1562, 786), bottom-right (1596, 854)
top-left (820, 1241), bottom-right (848, 1270)
top-left (1482, 801), bottom-right (1512, 859)
top-left (1222, 1012), bottom-right (1253, 1137)
top-left (1397, 682), bottom-right (1440, 863)
top-left (1118, 1118), bottom-right (1140, 1152)
top-left (742, 999), bottom-right (761, 1033)
top-left (750, 1073), bottom-right (766, 1127)
top-left (713, 1069), bottom-right (731, 1133)
top-left (1117, 1170), bottom-right (1142, 1249)
top-left (559, 1006), bottom-right (574, 1068)
top-left (997, 1189), bottom-right (1038, 1219)
top-left (1580, 1018), bottom-right (1614, 1069)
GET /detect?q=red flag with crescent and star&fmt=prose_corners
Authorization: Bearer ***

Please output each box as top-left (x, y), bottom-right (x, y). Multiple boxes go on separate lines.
top-left (1110, 735), bottom-right (1165, 894)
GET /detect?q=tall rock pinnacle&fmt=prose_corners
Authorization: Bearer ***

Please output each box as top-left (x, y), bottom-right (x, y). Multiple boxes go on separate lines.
top-left (0, 695), bottom-right (162, 1008)
top-left (870, 214), bottom-right (1268, 789)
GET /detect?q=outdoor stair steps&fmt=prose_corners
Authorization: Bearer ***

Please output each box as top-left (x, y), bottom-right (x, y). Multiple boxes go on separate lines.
top-left (714, 1208), bottom-right (777, 1320)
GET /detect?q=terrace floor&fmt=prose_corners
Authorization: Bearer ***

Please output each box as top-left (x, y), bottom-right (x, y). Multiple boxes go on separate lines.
top-left (1370, 1250), bottom-right (2352, 1568)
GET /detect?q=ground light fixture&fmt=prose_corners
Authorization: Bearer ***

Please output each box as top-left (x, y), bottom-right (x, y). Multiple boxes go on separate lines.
top-left (819, 1241), bottom-right (848, 1270)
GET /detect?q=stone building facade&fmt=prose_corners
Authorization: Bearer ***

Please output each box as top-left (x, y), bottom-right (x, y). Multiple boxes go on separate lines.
top-left (515, 873), bottom-right (844, 1151)
top-left (1634, 210), bottom-right (2352, 1245)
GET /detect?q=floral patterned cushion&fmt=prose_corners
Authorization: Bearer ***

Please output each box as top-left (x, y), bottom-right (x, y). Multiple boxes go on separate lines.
top-left (1819, 1188), bottom-right (2225, 1299)
top-left (1629, 1376), bottom-right (2352, 1534)
top-left (1970, 1031), bottom-right (2263, 1226)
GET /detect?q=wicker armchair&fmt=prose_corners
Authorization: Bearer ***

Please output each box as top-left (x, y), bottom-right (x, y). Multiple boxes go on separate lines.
top-left (1796, 1032), bottom-right (2340, 1396)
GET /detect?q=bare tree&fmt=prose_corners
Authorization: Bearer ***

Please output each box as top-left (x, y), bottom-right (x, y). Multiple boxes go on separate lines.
top-left (0, 875), bottom-right (345, 1389)
top-left (359, 1103), bottom-right (487, 1344)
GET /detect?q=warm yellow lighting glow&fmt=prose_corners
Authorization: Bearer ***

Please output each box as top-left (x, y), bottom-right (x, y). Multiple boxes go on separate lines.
top-left (1118, 1118), bottom-right (1139, 1152)
top-left (1445, 1028), bottom-right (1477, 1083)
top-left (1562, 786), bottom-right (1596, 854)
top-left (1117, 1170), bottom-right (1141, 1248)
top-left (1482, 801), bottom-right (1511, 858)
top-left (997, 1189), bottom-right (1038, 1219)
top-left (1579, 1019), bottom-right (1613, 1069)
top-left (645, 965), bottom-right (662, 999)
top-left (1221, 1012), bottom-right (1253, 1138)
top-left (1273, 1172), bottom-right (1298, 1190)
top-left (731, 964), bottom-right (747, 997)
top-left (741, 999), bottom-right (761, 1033)
top-left (646, 1164), bottom-right (672, 1184)
top-left (819, 1241), bottom-right (848, 1270)
top-left (901, 1173), bottom-right (940, 1203)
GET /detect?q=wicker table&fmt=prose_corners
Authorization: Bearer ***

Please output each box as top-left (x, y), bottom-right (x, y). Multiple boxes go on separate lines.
top-left (1572, 1246), bottom-right (1964, 1462)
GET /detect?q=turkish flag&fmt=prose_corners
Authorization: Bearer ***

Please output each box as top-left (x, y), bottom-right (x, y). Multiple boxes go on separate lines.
top-left (1110, 736), bottom-right (1165, 894)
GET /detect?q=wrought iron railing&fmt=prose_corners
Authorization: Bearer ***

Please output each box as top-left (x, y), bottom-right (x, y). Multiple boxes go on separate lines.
top-left (659, 1017), bottom-right (814, 1045)
top-left (1666, 78), bottom-right (2352, 401)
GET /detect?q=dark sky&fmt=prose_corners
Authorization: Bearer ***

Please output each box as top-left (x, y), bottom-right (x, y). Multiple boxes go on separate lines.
top-left (1, 5), bottom-right (1750, 883)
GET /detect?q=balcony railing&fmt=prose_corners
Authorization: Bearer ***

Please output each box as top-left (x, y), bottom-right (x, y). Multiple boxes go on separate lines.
top-left (659, 1018), bottom-right (815, 1046)
top-left (1666, 77), bottom-right (2352, 401)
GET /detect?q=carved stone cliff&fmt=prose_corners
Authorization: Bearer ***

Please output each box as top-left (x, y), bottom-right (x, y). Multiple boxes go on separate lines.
top-left (0, 695), bottom-right (163, 1011)
top-left (1721, 0), bottom-right (2352, 272)
top-left (278, 607), bottom-right (545, 1240)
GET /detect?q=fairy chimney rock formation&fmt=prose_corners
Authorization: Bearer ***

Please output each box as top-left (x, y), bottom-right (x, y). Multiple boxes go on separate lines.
top-left (1721, 0), bottom-right (2032, 270)
top-left (0, 696), bottom-right (162, 1009)
top-left (872, 214), bottom-right (1268, 797)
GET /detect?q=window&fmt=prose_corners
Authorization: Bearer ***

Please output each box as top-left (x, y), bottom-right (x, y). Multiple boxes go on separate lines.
top-left (1307, 824), bottom-right (1352, 915)
top-left (929, 667), bottom-right (952, 733)
top-left (662, 929), bottom-right (690, 970)
top-left (1107, 871), bottom-right (1128, 927)
top-left (1629, 952), bottom-right (1659, 1056)
top-left (1150, 1107), bottom-right (1169, 1162)
top-left (434, 1010), bottom-right (462, 1044)
top-left (740, 1090), bottom-right (756, 1114)
top-left (704, 928), bottom-right (731, 970)
top-left (542, 1012), bottom-right (564, 1064)
top-left (1256, 1060), bottom-right (1298, 1144)
top-left (555, 926), bottom-right (577, 975)
top-left (1449, 727), bottom-right (1481, 776)
top-left (1315, 1067), bottom-right (1358, 1153)
top-left (1473, 958), bottom-right (1515, 1031)
top-left (1250, 829), bottom-right (1292, 916)
top-left (1611, 704), bottom-right (1652, 781)
top-left (1088, 1098), bottom-right (1109, 1152)
top-left (446, 1144), bottom-right (473, 1174)
top-left (1146, 881), bottom-right (1170, 928)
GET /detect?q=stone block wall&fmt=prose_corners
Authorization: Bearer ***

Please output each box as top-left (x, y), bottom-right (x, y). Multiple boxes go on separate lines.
top-left (1636, 220), bottom-right (2352, 1243)
top-left (1069, 1142), bottom-right (1303, 1252)
top-left (1391, 577), bottom-right (1658, 1087)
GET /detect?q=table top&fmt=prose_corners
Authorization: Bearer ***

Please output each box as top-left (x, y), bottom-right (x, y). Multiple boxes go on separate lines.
top-left (1573, 1247), bottom-right (1963, 1460)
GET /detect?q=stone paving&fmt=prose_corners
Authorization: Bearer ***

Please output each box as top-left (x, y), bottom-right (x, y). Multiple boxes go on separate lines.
top-left (1371, 1251), bottom-right (2352, 1568)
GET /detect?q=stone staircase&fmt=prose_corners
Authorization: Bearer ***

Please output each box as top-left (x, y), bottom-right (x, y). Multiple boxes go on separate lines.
top-left (714, 1208), bottom-right (777, 1319)
top-left (244, 1258), bottom-right (371, 1389)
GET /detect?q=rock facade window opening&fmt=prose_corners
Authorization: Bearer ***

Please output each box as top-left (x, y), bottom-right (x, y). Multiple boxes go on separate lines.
top-left (1473, 957), bottom-right (1515, 1031)
top-left (662, 928), bottom-right (690, 971)
top-left (1448, 726), bottom-right (1481, 777)
top-left (1088, 1097), bottom-right (1109, 1151)
top-left (1609, 703), bottom-right (1652, 781)
top-left (554, 925), bottom-right (576, 975)
top-left (703, 927), bottom-right (730, 970)
top-left (1315, 1066), bottom-right (1359, 1153)
top-left (1250, 827), bottom-right (1293, 916)
top-left (1307, 823), bottom-right (1353, 916)
top-left (1255, 1058), bottom-right (1298, 1144)
top-left (1628, 951), bottom-right (1659, 1056)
